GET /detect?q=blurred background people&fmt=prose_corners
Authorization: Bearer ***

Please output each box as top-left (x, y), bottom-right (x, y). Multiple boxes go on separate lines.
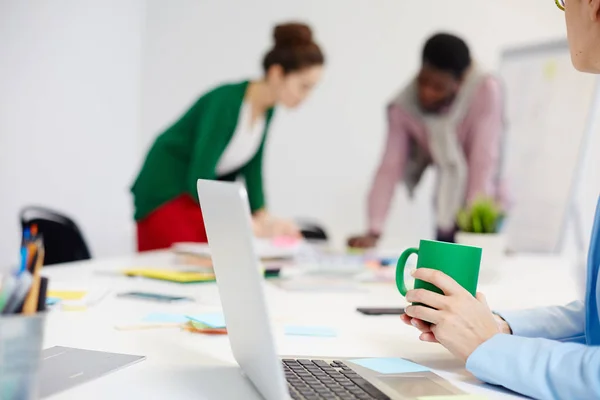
top-left (348, 33), bottom-right (507, 248)
top-left (131, 22), bottom-right (325, 251)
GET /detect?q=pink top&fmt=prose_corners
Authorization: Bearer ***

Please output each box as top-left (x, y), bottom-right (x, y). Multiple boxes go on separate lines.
top-left (367, 76), bottom-right (507, 234)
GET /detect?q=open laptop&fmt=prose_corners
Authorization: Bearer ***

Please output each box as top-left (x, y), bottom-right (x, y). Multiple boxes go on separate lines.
top-left (197, 180), bottom-right (463, 400)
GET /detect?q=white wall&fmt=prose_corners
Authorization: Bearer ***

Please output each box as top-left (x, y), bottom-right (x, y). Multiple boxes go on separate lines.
top-left (142, 0), bottom-right (567, 247)
top-left (0, 1), bottom-right (144, 267)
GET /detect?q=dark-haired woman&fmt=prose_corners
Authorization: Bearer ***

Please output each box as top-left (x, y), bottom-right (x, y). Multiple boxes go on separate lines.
top-left (348, 32), bottom-right (507, 248)
top-left (132, 22), bottom-right (325, 251)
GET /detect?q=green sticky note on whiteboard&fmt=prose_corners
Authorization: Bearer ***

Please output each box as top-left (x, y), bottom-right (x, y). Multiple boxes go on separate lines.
top-left (417, 395), bottom-right (488, 400)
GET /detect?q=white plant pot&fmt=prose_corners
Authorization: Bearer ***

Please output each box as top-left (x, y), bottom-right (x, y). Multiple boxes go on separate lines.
top-left (455, 232), bottom-right (506, 281)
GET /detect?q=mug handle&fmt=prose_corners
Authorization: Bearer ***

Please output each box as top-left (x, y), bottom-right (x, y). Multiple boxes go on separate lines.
top-left (396, 248), bottom-right (419, 296)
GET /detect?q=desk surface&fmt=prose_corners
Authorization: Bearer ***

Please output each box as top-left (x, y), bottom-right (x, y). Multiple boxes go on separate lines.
top-left (41, 251), bottom-right (580, 399)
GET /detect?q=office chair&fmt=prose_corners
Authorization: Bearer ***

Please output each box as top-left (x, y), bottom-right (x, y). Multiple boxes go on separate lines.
top-left (20, 206), bottom-right (92, 266)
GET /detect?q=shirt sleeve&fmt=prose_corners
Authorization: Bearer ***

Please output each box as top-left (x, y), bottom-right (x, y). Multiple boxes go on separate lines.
top-left (466, 333), bottom-right (600, 400)
top-left (187, 99), bottom-right (230, 202)
top-left (497, 301), bottom-right (586, 343)
top-left (367, 105), bottom-right (410, 234)
top-left (240, 138), bottom-right (266, 212)
top-left (465, 77), bottom-right (504, 203)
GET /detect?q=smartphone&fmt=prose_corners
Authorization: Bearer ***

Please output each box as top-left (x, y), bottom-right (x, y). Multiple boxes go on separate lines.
top-left (356, 307), bottom-right (405, 315)
top-left (117, 291), bottom-right (192, 303)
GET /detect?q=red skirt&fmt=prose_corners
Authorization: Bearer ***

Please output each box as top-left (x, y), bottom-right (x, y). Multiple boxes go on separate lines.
top-left (136, 194), bottom-right (208, 252)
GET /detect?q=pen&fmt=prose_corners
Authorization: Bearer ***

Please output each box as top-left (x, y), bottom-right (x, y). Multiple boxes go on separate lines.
top-left (3, 272), bottom-right (32, 314)
top-left (19, 247), bottom-right (28, 275)
top-left (22, 227), bottom-right (30, 246)
top-left (23, 241), bottom-right (44, 315)
top-left (0, 276), bottom-right (17, 313)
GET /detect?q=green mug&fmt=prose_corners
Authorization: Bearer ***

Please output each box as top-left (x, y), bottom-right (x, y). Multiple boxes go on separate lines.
top-left (396, 240), bottom-right (482, 298)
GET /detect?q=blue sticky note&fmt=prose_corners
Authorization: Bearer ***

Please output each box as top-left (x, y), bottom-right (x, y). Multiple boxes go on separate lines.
top-left (348, 358), bottom-right (429, 374)
top-left (284, 325), bottom-right (337, 337)
top-left (45, 297), bottom-right (60, 306)
top-left (186, 313), bottom-right (226, 328)
top-left (142, 313), bottom-right (188, 324)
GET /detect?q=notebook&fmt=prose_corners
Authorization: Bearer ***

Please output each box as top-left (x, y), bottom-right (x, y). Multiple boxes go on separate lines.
top-left (122, 268), bottom-right (216, 283)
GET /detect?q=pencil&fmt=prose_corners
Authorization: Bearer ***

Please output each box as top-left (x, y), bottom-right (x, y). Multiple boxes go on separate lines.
top-left (22, 244), bottom-right (44, 315)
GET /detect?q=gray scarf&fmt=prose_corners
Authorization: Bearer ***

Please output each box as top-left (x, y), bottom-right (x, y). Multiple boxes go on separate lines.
top-left (391, 67), bottom-right (488, 230)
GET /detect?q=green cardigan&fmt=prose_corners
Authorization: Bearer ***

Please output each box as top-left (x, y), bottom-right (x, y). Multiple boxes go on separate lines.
top-left (131, 81), bottom-right (275, 221)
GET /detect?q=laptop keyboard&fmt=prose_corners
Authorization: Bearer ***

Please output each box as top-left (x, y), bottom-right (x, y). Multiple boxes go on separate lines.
top-left (283, 359), bottom-right (391, 400)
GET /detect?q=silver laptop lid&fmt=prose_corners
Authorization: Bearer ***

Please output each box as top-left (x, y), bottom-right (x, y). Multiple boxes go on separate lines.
top-left (197, 179), bottom-right (289, 400)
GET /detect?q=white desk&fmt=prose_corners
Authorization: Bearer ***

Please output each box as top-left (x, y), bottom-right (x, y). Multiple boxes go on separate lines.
top-left (40, 251), bottom-right (579, 399)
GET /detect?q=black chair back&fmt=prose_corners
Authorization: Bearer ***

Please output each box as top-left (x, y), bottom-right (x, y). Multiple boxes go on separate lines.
top-left (20, 206), bottom-right (92, 266)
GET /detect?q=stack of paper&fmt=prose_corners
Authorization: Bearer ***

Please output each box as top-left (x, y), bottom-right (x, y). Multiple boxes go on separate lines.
top-left (172, 238), bottom-right (302, 266)
top-left (46, 287), bottom-right (108, 311)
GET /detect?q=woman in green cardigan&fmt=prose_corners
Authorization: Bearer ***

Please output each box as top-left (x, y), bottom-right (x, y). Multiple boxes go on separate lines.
top-left (132, 23), bottom-right (325, 251)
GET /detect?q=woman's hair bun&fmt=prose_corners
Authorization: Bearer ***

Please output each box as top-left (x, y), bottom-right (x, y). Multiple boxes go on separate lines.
top-left (263, 21), bottom-right (324, 74)
top-left (273, 23), bottom-right (313, 48)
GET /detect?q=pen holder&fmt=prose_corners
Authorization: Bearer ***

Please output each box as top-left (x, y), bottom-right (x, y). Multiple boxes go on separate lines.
top-left (0, 313), bottom-right (46, 400)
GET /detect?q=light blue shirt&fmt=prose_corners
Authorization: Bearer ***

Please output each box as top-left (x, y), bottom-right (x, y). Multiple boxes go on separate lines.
top-left (466, 197), bottom-right (600, 399)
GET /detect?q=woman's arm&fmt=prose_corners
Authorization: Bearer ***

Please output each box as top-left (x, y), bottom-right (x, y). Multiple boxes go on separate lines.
top-left (467, 334), bottom-right (600, 400)
top-left (497, 301), bottom-right (586, 343)
top-left (404, 269), bottom-right (592, 400)
top-left (240, 140), bottom-right (266, 212)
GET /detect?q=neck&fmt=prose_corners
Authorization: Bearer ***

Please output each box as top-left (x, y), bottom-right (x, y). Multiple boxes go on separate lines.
top-left (246, 80), bottom-right (276, 111)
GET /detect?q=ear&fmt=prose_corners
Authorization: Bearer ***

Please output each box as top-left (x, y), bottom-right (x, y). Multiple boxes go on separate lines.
top-left (590, 0), bottom-right (600, 21)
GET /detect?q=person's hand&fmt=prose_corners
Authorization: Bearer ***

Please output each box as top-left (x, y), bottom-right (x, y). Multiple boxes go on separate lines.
top-left (269, 217), bottom-right (302, 239)
top-left (347, 233), bottom-right (379, 249)
top-left (252, 216), bottom-right (271, 238)
top-left (403, 268), bottom-right (502, 361)
top-left (400, 311), bottom-right (511, 344)
top-left (252, 212), bottom-right (301, 239)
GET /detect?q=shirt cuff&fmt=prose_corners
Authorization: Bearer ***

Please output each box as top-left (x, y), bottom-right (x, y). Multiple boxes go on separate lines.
top-left (495, 309), bottom-right (538, 337)
top-left (466, 333), bottom-right (515, 385)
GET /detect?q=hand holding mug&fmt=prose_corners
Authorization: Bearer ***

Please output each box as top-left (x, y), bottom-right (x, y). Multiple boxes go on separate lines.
top-left (395, 240), bottom-right (505, 361)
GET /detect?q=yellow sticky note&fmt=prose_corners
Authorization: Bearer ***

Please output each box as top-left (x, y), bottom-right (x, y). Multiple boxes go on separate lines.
top-left (122, 268), bottom-right (215, 283)
top-left (48, 290), bottom-right (87, 300)
top-left (417, 395), bottom-right (488, 400)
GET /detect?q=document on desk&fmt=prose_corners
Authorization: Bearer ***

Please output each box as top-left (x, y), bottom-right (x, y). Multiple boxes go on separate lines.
top-left (349, 358), bottom-right (430, 374)
top-left (173, 238), bottom-right (302, 260)
top-left (272, 276), bottom-right (365, 293)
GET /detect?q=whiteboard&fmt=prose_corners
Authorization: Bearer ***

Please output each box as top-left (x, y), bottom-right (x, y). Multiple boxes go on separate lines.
top-left (500, 40), bottom-right (600, 252)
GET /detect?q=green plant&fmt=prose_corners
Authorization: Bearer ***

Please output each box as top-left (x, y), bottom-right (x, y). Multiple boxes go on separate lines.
top-left (457, 197), bottom-right (505, 234)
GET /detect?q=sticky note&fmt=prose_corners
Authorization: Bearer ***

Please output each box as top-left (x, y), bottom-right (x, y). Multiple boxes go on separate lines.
top-left (417, 396), bottom-right (488, 400)
top-left (272, 237), bottom-right (299, 247)
top-left (45, 297), bottom-right (60, 306)
top-left (186, 313), bottom-right (226, 328)
top-left (349, 358), bottom-right (429, 374)
top-left (142, 313), bottom-right (188, 324)
top-left (48, 290), bottom-right (87, 300)
top-left (284, 325), bottom-right (337, 337)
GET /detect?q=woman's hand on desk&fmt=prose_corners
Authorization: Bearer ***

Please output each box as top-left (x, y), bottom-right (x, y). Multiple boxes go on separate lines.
top-left (252, 212), bottom-right (302, 239)
top-left (402, 268), bottom-right (503, 362)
